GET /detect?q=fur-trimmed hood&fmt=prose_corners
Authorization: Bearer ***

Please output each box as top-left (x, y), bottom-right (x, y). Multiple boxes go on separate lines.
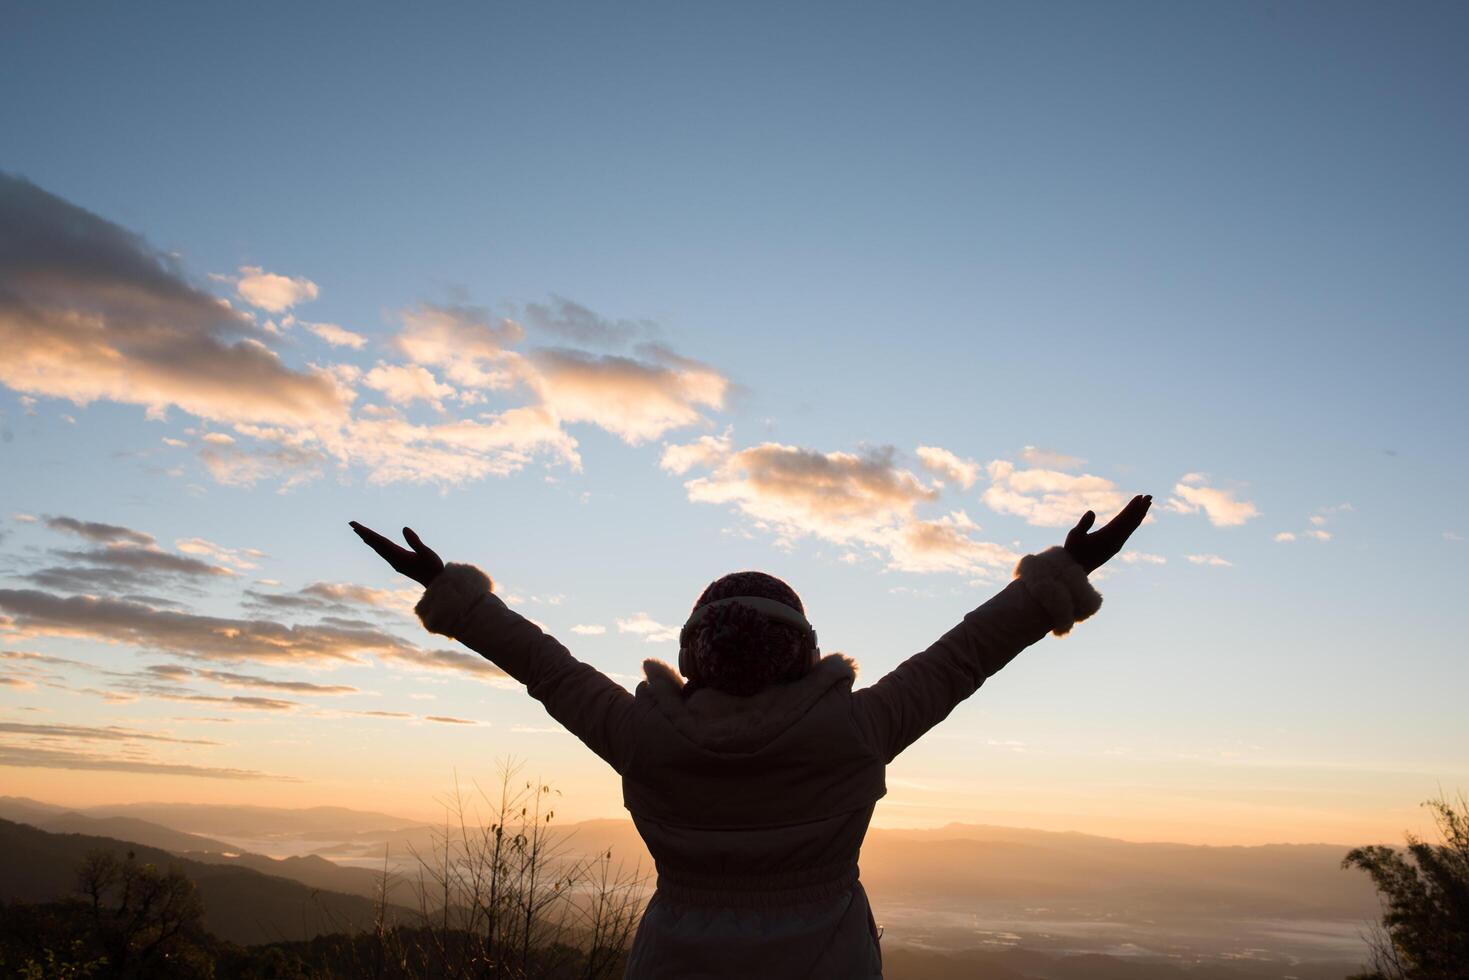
top-left (638, 654), bottom-right (858, 755)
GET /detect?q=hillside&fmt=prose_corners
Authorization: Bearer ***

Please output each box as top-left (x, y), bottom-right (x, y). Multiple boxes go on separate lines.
top-left (0, 818), bottom-right (408, 945)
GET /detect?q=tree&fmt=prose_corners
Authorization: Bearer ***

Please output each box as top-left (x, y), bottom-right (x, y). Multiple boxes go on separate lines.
top-left (75, 849), bottom-right (211, 979)
top-left (1343, 794), bottom-right (1469, 980)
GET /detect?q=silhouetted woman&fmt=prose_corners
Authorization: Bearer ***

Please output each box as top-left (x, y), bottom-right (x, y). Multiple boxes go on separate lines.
top-left (351, 493), bottom-right (1151, 978)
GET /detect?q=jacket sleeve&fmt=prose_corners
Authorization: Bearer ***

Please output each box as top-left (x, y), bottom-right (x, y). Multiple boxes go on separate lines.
top-left (414, 563), bottom-right (640, 773)
top-left (851, 547), bottom-right (1102, 762)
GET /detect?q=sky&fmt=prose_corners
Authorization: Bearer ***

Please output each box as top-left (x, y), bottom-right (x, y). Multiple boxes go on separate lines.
top-left (1, 1), bottom-right (1466, 847)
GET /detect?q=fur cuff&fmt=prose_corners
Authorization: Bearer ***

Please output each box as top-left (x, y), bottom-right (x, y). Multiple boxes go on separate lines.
top-left (414, 563), bottom-right (494, 637)
top-left (1013, 547), bottom-right (1102, 637)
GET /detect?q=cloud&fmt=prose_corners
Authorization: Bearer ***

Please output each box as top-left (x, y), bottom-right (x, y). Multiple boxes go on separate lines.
top-left (1274, 532), bottom-right (1297, 543)
top-left (144, 664), bottom-right (359, 695)
top-left (58, 545), bottom-right (232, 579)
top-left (616, 613), bottom-right (679, 643)
top-left (981, 459), bottom-right (1128, 528)
top-left (660, 432), bottom-right (733, 476)
top-left (394, 303), bottom-right (525, 389)
top-left (1120, 551), bottom-right (1167, 564)
top-left (198, 441), bottom-right (328, 489)
top-left (915, 446), bottom-right (979, 489)
top-left (1186, 554), bottom-right (1233, 567)
top-left (232, 265), bottom-right (319, 313)
top-left (304, 321), bottom-right (367, 349)
top-left (886, 511), bottom-right (1017, 575)
top-left (663, 436), bottom-right (1016, 576)
top-left (527, 345), bottom-right (730, 444)
top-left (0, 744), bottom-right (288, 780)
top-left (174, 538), bottom-right (264, 570)
top-left (0, 588), bottom-right (411, 665)
top-left (522, 295), bottom-right (647, 348)
top-left (328, 406), bottom-right (581, 485)
top-left (1019, 446), bottom-right (1084, 471)
top-left (244, 581), bottom-right (415, 620)
top-left (570, 624), bottom-right (606, 635)
top-left (0, 721), bottom-right (219, 745)
top-left (424, 715), bottom-right (478, 725)
top-left (0, 174), bottom-right (350, 427)
top-left (673, 441), bottom-right (937, 541)
top-left (363, 362), bottom-right (455, 409)
top-left (1166, 477), bottom-right (1259, 527)
top-left (44, 516), bottom-right (154, 547)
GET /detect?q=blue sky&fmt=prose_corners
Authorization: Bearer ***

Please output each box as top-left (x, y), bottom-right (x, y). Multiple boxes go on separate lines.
top-left (1, 1), bottom-right (1466, 844)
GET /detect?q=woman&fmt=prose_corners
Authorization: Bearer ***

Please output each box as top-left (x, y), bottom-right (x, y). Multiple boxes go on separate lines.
top-left (351, 493), bottom-right (1152, 978)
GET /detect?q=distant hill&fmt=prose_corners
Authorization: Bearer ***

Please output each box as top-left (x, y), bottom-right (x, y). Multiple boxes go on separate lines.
top-left (0, 818), bottom-right (409, 945)
top-left (38, 811), bottom-right (238, 854)
top-left (187, 850), bottom-right (396, 902)
top-left (0, 795), bottom-right (68, 824)
top-left (80, 800), bottom-right (421, 840)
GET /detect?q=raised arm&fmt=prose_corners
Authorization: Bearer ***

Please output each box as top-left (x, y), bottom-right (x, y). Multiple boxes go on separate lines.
top-left (349, 523), bottom-right (640, 772)
top-left (851, 495), bottom-right (1151, 762)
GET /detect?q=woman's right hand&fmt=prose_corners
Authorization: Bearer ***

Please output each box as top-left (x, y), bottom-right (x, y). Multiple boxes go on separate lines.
top-left (349, 521), bottom-right (445, 587)
top-left (1063, 494), bottom-right (1152, 573)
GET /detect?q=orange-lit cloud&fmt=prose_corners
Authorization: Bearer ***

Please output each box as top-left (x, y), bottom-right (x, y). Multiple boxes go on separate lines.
top-left (615, 613), bottom-right (678, 643)
top-left (304, 321), bottom-right (367, 349)
top-left (393, 302), bottom-right (526, 389)
top-left (363, 362), bottom-right (456, 409)
top-left (527, 344), bottom-right (730, 444)
top-left (0, 175), bottom-right (351, 427)
top-left (661, 436), bottom-right (1013, 576)
top-left (981, 459), bottom-right (1128, 528)
top-left (1166, 473), bottom-right (1260, 527)
top-left (230, 265), bottom-right (320, 313)
top-left (0, 744), bottom-right (288, 780)
top-left (915, 446), bottom-right (980, 489)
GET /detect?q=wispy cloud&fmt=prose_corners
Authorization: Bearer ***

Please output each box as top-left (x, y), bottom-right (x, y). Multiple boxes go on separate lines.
top-left (522, 295), bottom-right (648, 348)
top-left (0, 720), bottom-right (219, 745)
top-left (1166, 473), bottom-right (1259, 527)
top-left (0, 744), bottom-right (290, 780)
top-left (304, 321), bottom-right (367, 349)
top-left (1276, 503), bottom-right (1351, 543)
top-left (1186, 554), bottom-right (1233, 567)
top-left (662, 435), bottom-right (1015, 576)
top-left (44, 516), bottom-right (154, 547)
top-left (1019, 446), bottom-right (1084, 471)
top-left (915, 446), bottom-right (979, 489)
top-left (231, 265), bottom-right (320, 313)
top-left (981, 458), bottom-right (1127, 528)
top-left (616, 613), bottom-right (679, 643)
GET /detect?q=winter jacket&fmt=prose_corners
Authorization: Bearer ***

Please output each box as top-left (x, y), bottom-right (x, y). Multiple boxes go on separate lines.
top-left (414, 546), bottom-right (1102, 979)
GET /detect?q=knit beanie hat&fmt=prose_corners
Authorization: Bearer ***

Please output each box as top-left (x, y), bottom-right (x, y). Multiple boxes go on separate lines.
top-left (684, 571), bottom-right (814, 696)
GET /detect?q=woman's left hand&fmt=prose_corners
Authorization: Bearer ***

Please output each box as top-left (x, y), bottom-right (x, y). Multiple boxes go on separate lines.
top-left (349, 521), bottom-right (445, 587)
